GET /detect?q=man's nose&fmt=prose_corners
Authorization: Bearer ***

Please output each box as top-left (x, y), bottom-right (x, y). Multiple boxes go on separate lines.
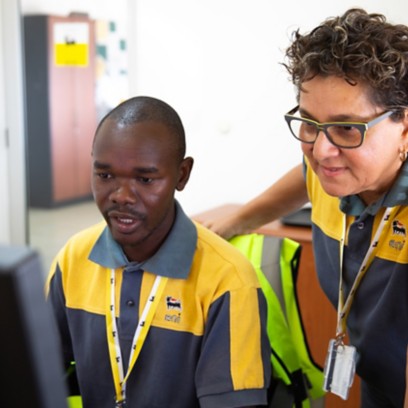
top-left (110, 181), bottom-right (137, 204)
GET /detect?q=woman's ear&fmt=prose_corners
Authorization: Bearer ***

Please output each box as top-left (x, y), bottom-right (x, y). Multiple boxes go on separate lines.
top-left (402, 108), bottom-right (408, 133)
top-left (176, 157), bottom-right (194, 191)
top-left (399, 109), bottom-right (408, 144)
top-left (397, 110), bottom-right (408, 162)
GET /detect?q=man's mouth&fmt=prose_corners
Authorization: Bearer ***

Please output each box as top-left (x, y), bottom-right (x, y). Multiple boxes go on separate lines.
top-left (108, 211), bottom-right (145, 234)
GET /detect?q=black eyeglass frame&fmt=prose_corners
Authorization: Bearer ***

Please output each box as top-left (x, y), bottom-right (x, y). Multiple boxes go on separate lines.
top-left (284, 105), bottom-right (394, 149)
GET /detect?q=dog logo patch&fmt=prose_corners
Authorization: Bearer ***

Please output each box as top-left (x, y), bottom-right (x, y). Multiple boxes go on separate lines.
top-left (392, 220), bottom-right (406, 236)
top-left (166, 296), bottom-right (182, 311)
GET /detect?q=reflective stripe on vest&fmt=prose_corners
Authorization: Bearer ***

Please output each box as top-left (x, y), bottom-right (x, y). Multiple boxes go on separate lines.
top-left (229, 234), bottom-right (325, 405)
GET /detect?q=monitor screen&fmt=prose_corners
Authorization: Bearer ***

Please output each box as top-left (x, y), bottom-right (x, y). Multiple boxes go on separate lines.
top-left (280, 205), bottom-right (312, 228)
top-left (0, 245), bottom-right (68, 408)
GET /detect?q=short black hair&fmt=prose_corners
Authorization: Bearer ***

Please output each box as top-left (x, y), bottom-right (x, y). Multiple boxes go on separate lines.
top-left (94, 96), bottom-right (186, 162)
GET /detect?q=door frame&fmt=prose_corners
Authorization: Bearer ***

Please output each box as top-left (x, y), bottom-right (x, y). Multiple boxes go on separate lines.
top-left (0, 0), bottom-right (27, 244)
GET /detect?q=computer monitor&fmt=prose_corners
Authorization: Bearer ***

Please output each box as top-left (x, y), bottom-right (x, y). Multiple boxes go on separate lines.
top-left (280, 205), bottom-right (312, 228)
top-left (0, 245), bottom-right (68, 408)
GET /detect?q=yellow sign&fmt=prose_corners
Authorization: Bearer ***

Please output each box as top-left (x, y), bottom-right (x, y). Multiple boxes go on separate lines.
top-left (54, 23), bottom-right (89, 67)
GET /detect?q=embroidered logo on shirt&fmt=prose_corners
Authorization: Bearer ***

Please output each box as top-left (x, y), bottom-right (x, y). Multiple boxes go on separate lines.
top-left (389, 220), bottom-right (406, 251)
top-left (166, 296), bottom-right (182, 311)
top-left (164, 296), bottom-right (182, 324)
top-left (392, 220), bottom-right (406, 236)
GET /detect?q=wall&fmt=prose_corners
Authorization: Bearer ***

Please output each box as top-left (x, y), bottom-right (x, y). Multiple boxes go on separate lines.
top-left (21, 0), bottom-right (127, 20)
top-left (127, 0), bottom-right (408, 215)
top-left (10, 0), bottom-right (408, 235)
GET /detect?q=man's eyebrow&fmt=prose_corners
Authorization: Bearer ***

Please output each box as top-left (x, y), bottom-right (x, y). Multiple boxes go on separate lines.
top-left (136, 167), bottom-right (159, 174)
top-left (93, 160), bottom-right (110, 169)
top-left (93, 160), bottom-right (159, 174)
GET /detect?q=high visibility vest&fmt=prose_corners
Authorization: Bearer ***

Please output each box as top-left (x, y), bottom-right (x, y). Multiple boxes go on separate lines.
top-left (68, 396), bottom-right (82, 408)
top-left (229, 234), bottom-right (325, 407)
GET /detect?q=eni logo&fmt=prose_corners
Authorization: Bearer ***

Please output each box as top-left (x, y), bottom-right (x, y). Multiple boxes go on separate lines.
top-left (392, 220), bottom-right (406, 236)
top-left (166, 296), bottom-right (182, 311)
top-left (164, 296), bottom-right (182, 324)
top-left (389, 220), bottom-right (406, 251)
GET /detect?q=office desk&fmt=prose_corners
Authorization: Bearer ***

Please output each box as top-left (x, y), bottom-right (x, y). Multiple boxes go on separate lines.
top-left (193, 204), bottom-right (360, 408)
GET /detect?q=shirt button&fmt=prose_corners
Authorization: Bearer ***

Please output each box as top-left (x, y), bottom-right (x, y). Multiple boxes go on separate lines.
top-left (357, 222), bottom-right (364, 230)
top-left (126, 300), bottom-right (135, 307)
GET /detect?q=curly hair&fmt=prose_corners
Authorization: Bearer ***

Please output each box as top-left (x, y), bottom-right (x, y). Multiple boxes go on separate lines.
top-left (284, 8), bottom-right (408, 118)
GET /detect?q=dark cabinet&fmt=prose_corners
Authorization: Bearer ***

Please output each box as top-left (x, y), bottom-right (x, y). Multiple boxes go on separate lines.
top-left (24, 15), bottom-right (97, 207)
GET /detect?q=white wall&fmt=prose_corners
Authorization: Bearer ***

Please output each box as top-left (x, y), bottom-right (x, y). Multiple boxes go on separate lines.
top-left (21, 0), bottom-right (127, 21)
top-left (128, 0), bottom-right (408, 215)
top-left (10, 0), bottom-right (408, 240)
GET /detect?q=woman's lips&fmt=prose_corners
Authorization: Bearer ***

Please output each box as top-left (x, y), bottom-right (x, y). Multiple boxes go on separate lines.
top-left (319, 164), bottom-right (345, 177)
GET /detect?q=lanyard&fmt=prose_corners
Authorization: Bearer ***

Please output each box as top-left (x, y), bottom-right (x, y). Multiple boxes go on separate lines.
top-left (336, 206), bottom-right (396, 340)
top-left (106, 268), bottom-right (168, 406)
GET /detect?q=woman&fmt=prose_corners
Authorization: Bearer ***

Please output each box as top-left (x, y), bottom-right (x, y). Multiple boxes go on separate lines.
top-left (203, 9), bottom-right (408, 408)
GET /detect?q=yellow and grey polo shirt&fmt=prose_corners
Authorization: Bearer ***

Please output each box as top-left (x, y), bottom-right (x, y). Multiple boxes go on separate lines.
top-left (47, 202), bottom-right (270, 408)
top-left (306, 160), bottom-right (408, 407)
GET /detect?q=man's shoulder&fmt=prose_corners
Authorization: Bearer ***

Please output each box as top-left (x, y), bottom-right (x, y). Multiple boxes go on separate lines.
top-left (193, 221), bottom-right (258, 284)
top-left (195, 221), bottom-right (240, 253)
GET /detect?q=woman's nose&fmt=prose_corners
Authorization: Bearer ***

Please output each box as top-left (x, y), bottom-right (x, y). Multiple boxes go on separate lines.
top-left (312, 130), bottom-right (340, 159)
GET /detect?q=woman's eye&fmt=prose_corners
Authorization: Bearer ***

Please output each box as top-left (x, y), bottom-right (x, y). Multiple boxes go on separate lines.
top-left (331, 125), bottom-right (358, 137)
top-left (304, 122), bottom-right (316, 131)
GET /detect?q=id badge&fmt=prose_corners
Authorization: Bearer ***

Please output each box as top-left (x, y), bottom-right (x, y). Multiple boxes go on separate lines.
top-left (323, 339), bottom-right (356, 400)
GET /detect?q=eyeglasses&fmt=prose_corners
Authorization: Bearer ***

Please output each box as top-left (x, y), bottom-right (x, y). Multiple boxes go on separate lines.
top-left (284, 106), bottom-right (394, 149)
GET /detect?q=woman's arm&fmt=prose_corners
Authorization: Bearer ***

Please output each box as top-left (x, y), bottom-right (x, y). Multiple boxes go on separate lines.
top-left (199, 163), bottom-right (308, 239)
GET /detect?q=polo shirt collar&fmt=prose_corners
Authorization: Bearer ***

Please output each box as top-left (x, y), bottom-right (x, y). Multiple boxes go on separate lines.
top-left (89, 200), bottom-right (197, 279)
top-left (340, 160), bottom-right (408, 216)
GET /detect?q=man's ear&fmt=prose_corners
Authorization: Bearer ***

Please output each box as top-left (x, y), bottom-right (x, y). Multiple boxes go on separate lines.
top-left (176, 157), bottom-right (194, 191)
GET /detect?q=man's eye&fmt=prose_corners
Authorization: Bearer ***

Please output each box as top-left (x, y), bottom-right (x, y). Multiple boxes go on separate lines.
top-left (138, 177), bottom-right (153, 184)
top-left (96, 172), bottom-right (111, 180)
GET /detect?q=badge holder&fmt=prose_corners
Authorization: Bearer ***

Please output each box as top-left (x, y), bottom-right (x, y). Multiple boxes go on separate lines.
top-left (323, 338), bottom-right (356, 400)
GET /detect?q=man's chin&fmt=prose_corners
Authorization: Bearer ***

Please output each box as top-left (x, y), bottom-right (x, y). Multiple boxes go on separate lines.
top-left (110, 229), bottom-right (143, 246)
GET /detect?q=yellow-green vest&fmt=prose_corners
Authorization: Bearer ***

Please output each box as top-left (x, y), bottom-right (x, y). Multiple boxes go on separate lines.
top-left (229, 233), bottom-right (325, 407)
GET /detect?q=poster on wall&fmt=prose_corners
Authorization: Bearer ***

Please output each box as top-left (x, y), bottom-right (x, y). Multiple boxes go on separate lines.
top-left (54, 22), bottom-right (89, 67)
top-left (95, 20), bottom-right (129, 121)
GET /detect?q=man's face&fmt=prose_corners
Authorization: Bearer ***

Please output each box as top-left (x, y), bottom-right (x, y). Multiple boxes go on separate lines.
top-left (91, 119), bottom-right (192, 262)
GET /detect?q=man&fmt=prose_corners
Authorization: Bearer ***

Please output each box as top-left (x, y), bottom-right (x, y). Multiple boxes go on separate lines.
top-left (46, 96), bottom-right (270, 408)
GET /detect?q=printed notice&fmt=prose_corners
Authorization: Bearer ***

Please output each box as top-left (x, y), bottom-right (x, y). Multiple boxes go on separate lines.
top-left (54, 22), bottom-right (89, 67)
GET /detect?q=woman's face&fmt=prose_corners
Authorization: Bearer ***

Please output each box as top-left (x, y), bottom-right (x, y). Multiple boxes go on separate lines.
top-left (300, 75), bottom-right (408, 204)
